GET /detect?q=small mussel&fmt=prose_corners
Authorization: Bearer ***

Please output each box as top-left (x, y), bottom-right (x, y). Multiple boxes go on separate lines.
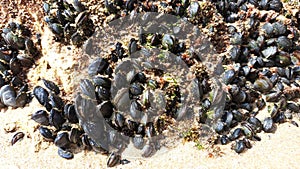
top-left (130, 99), bottom-right (143, 120)
top-left (58, 148), bottom-right (74, 159)
top-left (107, 152), bottom-right (121, 167)
top-left (253, 76), bottom-right (273, 93)
top-left (229, 128), bottom-right (243, 141)
top-left (214, 121), bottom-right (227, 134)
top-left (39, 126), bottom-right (56, 141)
top-left (49, 94), bottom-right (64, 111)
top-left (0, 85), bottom-right (17, 107)
top-left (49, 109), bottom-right (66, 129)
top-left (31, 110), bottom-right (49, 126)
top-left (141, 141), bottom-right (156, 158)
top-left (220, 135), bottom-right (230, 145)
top-left (42, 79), bottom-right (60, 95)
top-left (262, 117), bottom-right (277, 133)
top-left (11, 132), bottom-right (25, 145)
top-left (33, 86), bottom-right (49, 107)
top-left (128, 38), bottom-right (138, 55)
top-left (64, 104), bottom-right (79, 123)
top-left (223, 69), bottom-right (236, 85)
top-left (233, 140), bottom-right (246, 154)
top-left (129, 83), bottom-right (144, 97)
top-left (69, 128), bottom-right (82, 144)
top-left (88, 58), bottom-right (109, 77)
top-left (98, 101), bottom-right (114, 118)
top-left (247, 117), bottom-right (262, 133)
top-left (54, 132), bottom-right (70, 148)
top-left (131, 72), bottom-right (146, 84)
top-left (132, 135), bottom-right (145, 149)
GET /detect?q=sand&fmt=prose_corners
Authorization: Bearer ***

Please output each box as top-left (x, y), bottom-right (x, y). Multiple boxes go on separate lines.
top-left (1, 102), bottom-right (300, 169)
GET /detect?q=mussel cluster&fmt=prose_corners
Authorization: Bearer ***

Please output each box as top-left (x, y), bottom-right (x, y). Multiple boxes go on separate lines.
top-left (33, 79), bottom-right (130, 165)
top-left (43, 0), bottom-right (95, 45)
top-left (34, 0), bottom-right (300, 166)
top-left (206, 0), bottom-right (300, 153)
top-left (32, 79), bottom-right (85, 159)
top-left (87, 0), bottom-right (221, 37)
top-left (32, 12), bottom-right (211, 165)
top-left (0, 22), bottom-right (39, 108)
top-left (214, 0), bottom-right (284, 22)
top-left (75, 36), bottom-right (188, 160)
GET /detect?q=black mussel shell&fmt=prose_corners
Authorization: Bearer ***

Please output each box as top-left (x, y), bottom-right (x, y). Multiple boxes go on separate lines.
top-left (234, 140), bottom-right (246, 153)
top-left (262, 46), bottom-right (277, 58)
top-left (92, 76), bottom-right (111, 88)
top-left (223, 69), bottom-right (236, 85)
top-left (11, 131), bottom-right (25, 145)
top-left (80, 79), bottom-right (96, 100)
top-left (42, 79), bottom-right (60, 95)
top-left (128, 38), bottom-right (138, 55)
top-left (49, 94), bottom-right (64, 111)
top-left (33, 86), bottom-right (49, 106)
top-left (131, 72), bottom-right (146, 84)
top-left (129, 83), bottom-right (144, 96)
top-left (97, 86), bottom-right (110, 101)
top-left (107, 152), bottom-right (121, 167)
top-left (69, 128), bottom-right (82, 144)
top-left (214, 121), bottom-right (227, 134)
top-left (39, 126), bottom-right (56, 141)
top-left (9, 58), bottom-right (22, 75)
top-left (99, 101), bottom-right (114, 118)
top-left (58, 148), bottom-right (74, 159)
top-left (11, 76), bottom-right (23, 87)
top-left (114, 113), bottom-right (125, 129)
top-left (0, 85), bottom-right (17, 107)
top-left (286, 102), bottom-right (299, 112)
top-left (64, 104), bottom-right (79, 123)
top-left (221, 111), bottom-right (233, 127)
top-left (229, 128), bottom-right (243, 141)
top-left (232, 110), bottom-right (244, 122)
top-left (31, 110), bottom-right (49, 126)
top-left (54, 132), bottom-right (70, 148)
top-left (88, 58), bottom-right (109, 77)
top-left (141, 142), bottom-right (156, 158)
top-left (130, 99), bottom-right (143, 120)
top-left (220, 135), bottom-right (230, 145)
top-left (49, 109), bottom-right (66, 129)
top-left (253, 77), bottom-right (273, 93)
top-left (263, 117), bottom-right (277, 133)
top-left (248, 117), bottom-right (262, 133)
